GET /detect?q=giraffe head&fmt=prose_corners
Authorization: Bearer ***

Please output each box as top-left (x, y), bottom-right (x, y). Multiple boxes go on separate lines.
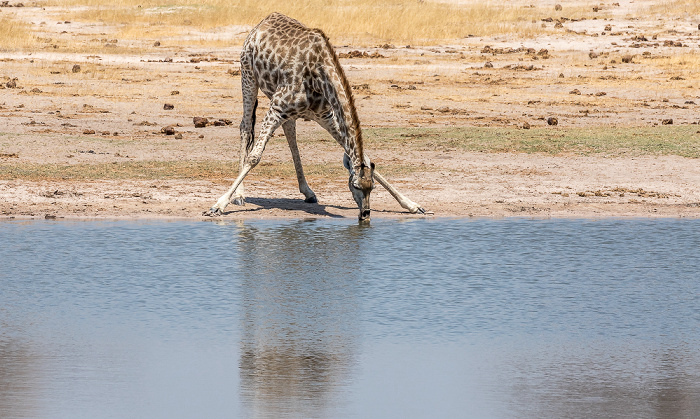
top-left (344, 155), bottom-right (375, 221)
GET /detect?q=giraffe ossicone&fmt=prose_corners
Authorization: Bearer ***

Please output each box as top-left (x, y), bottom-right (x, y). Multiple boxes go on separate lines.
top-left (205, 13), bottom-right (428, 221)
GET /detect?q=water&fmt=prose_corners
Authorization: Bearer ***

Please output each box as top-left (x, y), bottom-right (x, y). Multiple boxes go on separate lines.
top-left (1, 218), bottom-right (699, 418)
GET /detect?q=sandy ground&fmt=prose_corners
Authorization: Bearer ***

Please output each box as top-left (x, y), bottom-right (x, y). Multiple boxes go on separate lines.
top-left (1, 1), bottom-right (699, 220)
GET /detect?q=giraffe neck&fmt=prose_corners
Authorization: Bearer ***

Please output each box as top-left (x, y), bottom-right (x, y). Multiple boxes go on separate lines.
top-left (314, 29), bottom-right (366, 169)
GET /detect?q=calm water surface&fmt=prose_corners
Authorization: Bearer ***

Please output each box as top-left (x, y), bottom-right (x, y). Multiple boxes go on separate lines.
top-left (1, 218), bottom-right (699, 418)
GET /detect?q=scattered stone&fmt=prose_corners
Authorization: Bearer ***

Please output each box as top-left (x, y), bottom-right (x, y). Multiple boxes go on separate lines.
top-left (595, 91), bottom-right (607, 96)
top-left (30, 88), bottom-right (42, 93)
top-left (171, 90), bottom-right (180, 95)
top-left (662, 119), bottom-right (673, 125)
top-left (6, 78), bottom-right (17, 89)
top-left (161, 126), bottom-right (176, 135)
top-left (163, 103), bottom-right (174, 110)
top-left (193, 117), bottom-right (208, 128)
top-left (554, 22), bottom-right (563, 29)
top-left (338, 50), bottom-right (385, 59)
top-left (547, 117), bottom-right (559, 126)
top-left (213, 119), bottom-right (232, 126)
top-left (589, 51), bottom-right (598, 59)
top-left (569, 89), bottom-right (581, 95)
top-left (559, 73), bottom-right (564, 78)
top-left (199, 135), bottom-right (204, 139)
top-left (621, 54), bottom-right (634, 63)
top-left (522, 122), bottom-right (531, 129)
top-left (227, 68), bottom-right (240, 76)
top-left (174, 133), bottom-right (183, 140)
top-left (0, 153), bottom-right (19, 159)
top-left (153, 41), bottom-right (161, 47)
top-left (484, 61), bottom-right (493, 68)
top-left (555, 4), bottom-right (562, 11)
top-left (83, 129), bottom-right (95, 134)
top-left (72, 64), bottom-right (81, 73)
top-left (604, 25), bottom-right (612, 31)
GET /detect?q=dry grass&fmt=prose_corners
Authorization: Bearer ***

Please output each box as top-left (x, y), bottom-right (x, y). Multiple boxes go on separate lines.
top-left (0, 16), bottom-right (37, 51)
top-left (646, 0), bottom-right (700, 15)
top-left (49, 0), bottom-right (603, 43)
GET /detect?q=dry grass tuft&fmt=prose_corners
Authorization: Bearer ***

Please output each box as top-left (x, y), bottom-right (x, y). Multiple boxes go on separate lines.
top-left (0, 16), bottom-right (37, 50)
top-left (646, 0), bottom-right (700, 14)
top-left (49, 0), bottom-right (603, 42)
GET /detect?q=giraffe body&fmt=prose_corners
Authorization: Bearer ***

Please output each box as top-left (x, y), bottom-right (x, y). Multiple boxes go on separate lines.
top-left (206, 13), bottom-right (426, 220)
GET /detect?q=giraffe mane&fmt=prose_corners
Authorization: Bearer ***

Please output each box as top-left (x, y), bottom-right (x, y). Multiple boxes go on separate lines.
top-left (312, 29), bottom-right (365, 165)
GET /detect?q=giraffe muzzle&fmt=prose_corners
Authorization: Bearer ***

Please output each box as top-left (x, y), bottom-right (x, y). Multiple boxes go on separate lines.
top-left (359, 209), bottom-right (371, 221)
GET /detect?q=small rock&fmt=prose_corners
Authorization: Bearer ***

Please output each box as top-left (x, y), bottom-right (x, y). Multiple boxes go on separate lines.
top-left (227, 68), bottom-right (240, 76)
top-left (570, 89), bottom-right (581, 95)
top-left (193, 117), bottom-right (208, 128)
top-left (484, 61), bottom-right (494, 68)
top-left (621, 54), bottom-right (633, 63)
top-left (72, 64), bottom-right (81, 73)
top-left (171, 90), bottom-right (180, 95)
top-left (174, 133), bottom-right (183, 139)
top-left (30, 87), bottom-right (42, 93)
top-left (163, 103), bottom-right (174, 110)
top-left (547, 117), bottom-right (559, 126)
top-left (559, 73), bottom-right (564, 78)
top-left (662, 119), bottom-right (673, 125)
top-left (6, 78), bottom-right (17, 89)
top-left (199, 135), bottom-right (204, 139)
top-left (554, 22), bottom-right (563, 29)
top-left (161, 126), bottom-right (176, 135)
top-left (83, 129), bottom-right (96, 134)
top-left (595, 91), bottom-right (607, 96)
top-left (555, 4), bottom-right (562, 11)
top-left (522, 122), bottom-right (531, 129)
top-left (589, 51), bottom-right (598, 59)
top-left (153, 41), bottom-right (161, 47)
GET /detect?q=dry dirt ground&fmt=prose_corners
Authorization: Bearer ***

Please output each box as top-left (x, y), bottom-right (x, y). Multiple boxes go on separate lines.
top-left (1, 0), bottom-right (700, 220)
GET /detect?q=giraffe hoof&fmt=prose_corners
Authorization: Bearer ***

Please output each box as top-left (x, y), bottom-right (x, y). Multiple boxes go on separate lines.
top-left (232, 197), bottom-right (246, 206)
top-left (304, 195), bottom-right (318, 204)
top-left (414, 206), bottom-right (433, 215)
top-left (203, 207), bottom-right (223, 217)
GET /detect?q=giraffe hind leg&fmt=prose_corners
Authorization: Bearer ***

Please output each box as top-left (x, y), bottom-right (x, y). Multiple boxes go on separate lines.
top-left (233, 63), bottom-right (259, 206)
top-left (282, 120), bottom-right (317, 203)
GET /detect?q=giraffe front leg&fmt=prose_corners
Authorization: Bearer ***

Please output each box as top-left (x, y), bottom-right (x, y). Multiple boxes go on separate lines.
top-left (204, 107), bottom-right (283, 216)
top-left (373, 170), bottom-right (432, 215)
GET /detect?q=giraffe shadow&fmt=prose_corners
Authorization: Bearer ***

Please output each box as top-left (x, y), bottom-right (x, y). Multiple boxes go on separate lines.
top-left (223, 197), bottom-right (351, 218)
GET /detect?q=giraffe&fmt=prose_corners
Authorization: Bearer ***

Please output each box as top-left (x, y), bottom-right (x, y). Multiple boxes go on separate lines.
top-left (205, 13), bottom-right (427, 221)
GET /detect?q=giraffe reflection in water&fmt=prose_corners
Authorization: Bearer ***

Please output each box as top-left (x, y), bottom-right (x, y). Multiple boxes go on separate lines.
top-left (235, 219), bottom-right (367, 417)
